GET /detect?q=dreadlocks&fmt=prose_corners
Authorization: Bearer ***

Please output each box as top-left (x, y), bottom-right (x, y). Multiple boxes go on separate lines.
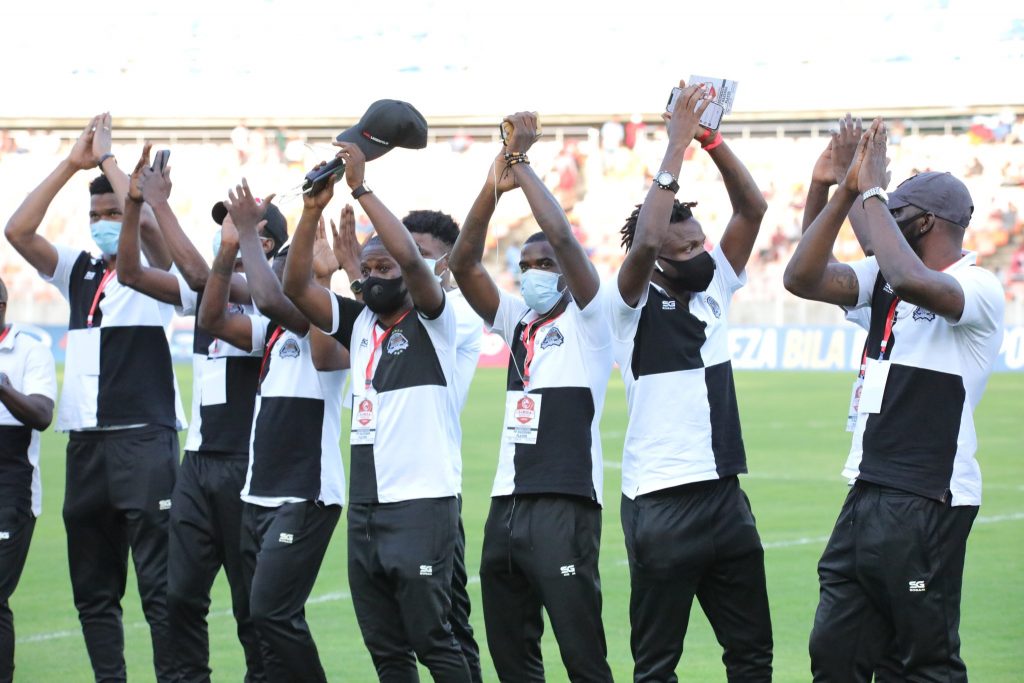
top-left (620, 200), bottom-right (698, 251)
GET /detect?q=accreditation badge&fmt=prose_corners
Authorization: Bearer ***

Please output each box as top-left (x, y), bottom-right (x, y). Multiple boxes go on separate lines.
top-left (350, 391), bottom-right (378, 445)
top-left (503, 393), bottom-right (542, 445)
top-left (858, 359), bottom-right (891, 415)
top-left (846, 376), bottom-right (863, 432)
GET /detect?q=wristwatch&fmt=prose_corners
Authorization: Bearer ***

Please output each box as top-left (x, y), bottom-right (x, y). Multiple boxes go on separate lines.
top-left (350, 279), bottom-right (364, 295)
top-left (653, 170), bottom-right (680, 193)
top-left (97, 153), bottom-right (116, 170)
top-left (351, 183), bottom-right (373, 200)
top-left (861, 187), bottom-right (889, 207)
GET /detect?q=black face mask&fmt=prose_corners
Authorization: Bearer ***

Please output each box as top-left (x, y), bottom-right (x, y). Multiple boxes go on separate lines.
top-left (656, 251), bottom-right (716, 292)
top-left (363, 276), bottom-right (408, 315)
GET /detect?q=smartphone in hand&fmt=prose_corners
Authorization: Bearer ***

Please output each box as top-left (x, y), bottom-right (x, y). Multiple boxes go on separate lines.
top-left (152, 149), bottom-right (170, 173)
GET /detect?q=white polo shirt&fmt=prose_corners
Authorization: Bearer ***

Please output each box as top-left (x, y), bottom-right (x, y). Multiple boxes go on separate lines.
top-left (488, 289), bottom-right (613, 505)
top-left (608, 246), bottom-right (748, 499)
top-left (41, 245), bottom-right (187, 432)
top-left (842, 252), bottom-right (1004, 506)
top-left (0, 325), bottom-right (58, 516)
top-left (241, 316), bottom-right (347, 507)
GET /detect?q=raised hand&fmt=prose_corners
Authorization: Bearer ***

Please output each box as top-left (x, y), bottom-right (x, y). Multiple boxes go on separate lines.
top-left (811, 139), bottom-right (836, 186)
top-left (302, 161), bottom-right (339, 209)
top-left (67, 116), bottom-right (101, 170)
top-left (140, 160), bottom-right (173, 205)
top-left (220, 216), bottom-right (241, 252)
top-left (503, 111), bottom-right (540, 154)
top-left (488, 148), bottom-right (519, 193)
top-left (663, 81), bottom-right (709, 146)
top-left (92, 112), bottom-right (113, 165)
top-left (224, 179), bottom-right (272, 234)
top-left (832, 113), bottom-right (864, 191)
top-left (313, 216), bottom-right (340, 279)
top-left (330, 203), bottom-right (363, 278)
top-left (332, 141), bottom-right (367, 190)
top-left (856, 118), bottom-right (890, 194)
top-left (128, 142), bottom-right (152, 202)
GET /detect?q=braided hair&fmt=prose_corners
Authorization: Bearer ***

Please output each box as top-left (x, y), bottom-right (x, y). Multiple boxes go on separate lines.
top-left (619, 200), bottom-right (698, 251)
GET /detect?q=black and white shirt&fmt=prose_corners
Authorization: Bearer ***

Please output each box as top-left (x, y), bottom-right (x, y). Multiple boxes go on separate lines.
top-left (177, 277), bottom-right (261, 455)
top-left (329, 293), bottom-right (459, 504)
top-left (448, 289), bottom-right (483, 490)
top-left (241, 315), bottom-right (347, 507)
top-left (42, 245), bottom-right (186, 431)
top-left (0, 325), bottom-right (58, 516)
top-left (608, 246), bottom-right (747, 499)
top-left (842, 252), bottom-right (1004, 506)
top-left (488, 289), bottom-right (613, 504)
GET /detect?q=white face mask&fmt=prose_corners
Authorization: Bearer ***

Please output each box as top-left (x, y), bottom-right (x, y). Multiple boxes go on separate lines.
top-left (422, 253), bottom-right (449, 284)
top-left (520, 268), bottom-right (565, 314)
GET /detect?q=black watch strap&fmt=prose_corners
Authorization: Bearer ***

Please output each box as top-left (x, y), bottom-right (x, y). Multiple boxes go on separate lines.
top-left (351, 184), bottom-right (373, 200)
top-left (350, 279), bottom-right (364, 295)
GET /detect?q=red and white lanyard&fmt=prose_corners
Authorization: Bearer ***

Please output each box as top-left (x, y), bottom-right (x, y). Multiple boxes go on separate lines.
top-left (518, 313), bottom-right (562, 389)
top-left (364, 310), bottom-right (411, 390)
top-left (86, 269), bottom-right (117, 328)
top-left (258, 326), bottom-right (284, 385)
top-left (858, 297), bottom-right (899, 379)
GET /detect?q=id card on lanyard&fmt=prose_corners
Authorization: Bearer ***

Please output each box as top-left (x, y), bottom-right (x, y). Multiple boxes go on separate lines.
top-left (502, 313), bottom-right (560, 445)
top-left (81, 269), bottom-right (117, 376)
top-left (858, 298), bottom-right (899, 416)
top-left (351, 311), bottom-right (410, 446)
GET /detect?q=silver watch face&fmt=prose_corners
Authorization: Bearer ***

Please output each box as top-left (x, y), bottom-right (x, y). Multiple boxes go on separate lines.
top-left (656, 171), bottom-right (674, 186)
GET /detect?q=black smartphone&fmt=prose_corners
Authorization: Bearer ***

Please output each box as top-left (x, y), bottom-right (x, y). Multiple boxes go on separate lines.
top-left (303, 157), bottom-right (346, 193)
top-left (152, 149), bottom-right (170, 172)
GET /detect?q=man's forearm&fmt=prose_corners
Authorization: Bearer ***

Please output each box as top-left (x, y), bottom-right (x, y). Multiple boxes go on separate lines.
top-left (151, 200), bottom-right (210, 286)
top-left (451, 184), bottom-right (497, 271)
top-left (0, 387), bottom-right (53, 432)
top-left (710, 142), bottom-right (767, 218)
top-left (5, 159), bottom-right (77, 240)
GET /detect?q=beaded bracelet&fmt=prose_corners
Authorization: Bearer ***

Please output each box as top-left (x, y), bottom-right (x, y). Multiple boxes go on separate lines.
top-left (702, 132), bottom-right (724, 152)
top-left (507, 156), bottom-right (530, 166)
top-left (504, 151), bottom-right (529, 162)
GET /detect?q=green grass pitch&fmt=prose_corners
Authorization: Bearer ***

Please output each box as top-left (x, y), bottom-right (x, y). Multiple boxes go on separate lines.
top-left (10, 367), bottom-right (1023, 681)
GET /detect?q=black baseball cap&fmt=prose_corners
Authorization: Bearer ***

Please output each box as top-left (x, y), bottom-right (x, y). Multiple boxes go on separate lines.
top-left (335, 99), bottom-right (428, 161)
top-left (889, 171), bottom-right (974, 229)
top-left (211, 200), bottom-right (288, 250)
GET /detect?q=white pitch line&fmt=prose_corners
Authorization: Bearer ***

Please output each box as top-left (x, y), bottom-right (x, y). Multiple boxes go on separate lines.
top-left (18, 512), bottom-right (1022, 645)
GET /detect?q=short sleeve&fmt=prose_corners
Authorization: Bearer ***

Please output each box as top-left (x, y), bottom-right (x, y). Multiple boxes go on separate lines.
top-left (710, 244), bottom-right (746, 294)
top-left (606, 279), bottom-right (647, 343)
top-left (249, 314), bottom-right (271, 354)
top-left (454, 299), bottom-right (483, 358)
top-left (845, 256), bottom-right (881, 310)
top-left (329, 293), bottom-right (366, 349)
top-left (175, 273), bottom-right (199, 317)
top-left (21, 339), bottom-right (58, 402)
top-left (40, 245), bottom-right (87, 302)
top-left (488, 289), bottom-right (531, 346)
top-left (948, 265), bottom-right (1005, 333)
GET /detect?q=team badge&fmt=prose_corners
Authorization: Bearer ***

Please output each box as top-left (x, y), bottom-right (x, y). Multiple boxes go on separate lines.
top-left (912, 307), bottom-right (936, 322)
top-left (357, 398), bottom-right (374, 426)
top-left (540, 327), bottom-right (564, 349)
top-left (227, 303), bottom-right (245, 315)
top-left (279, 339), bottom-right (300, 358)
top-left (387, 330), bottom-right (409, 355)
top-left (705, 296), bottom-right (721, 318)
top-left (514, 396), bottom-right (536, 424)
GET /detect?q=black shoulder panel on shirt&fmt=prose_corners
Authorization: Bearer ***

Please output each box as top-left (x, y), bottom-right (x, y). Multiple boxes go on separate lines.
top-left (370, 315), bottom-right (447, 392)
top-left (331, 294), bottom-right (366, 350)
top-left (631, 286), bottom-right (707, 380)
top-left (68, 252), bottom-right (106, 330)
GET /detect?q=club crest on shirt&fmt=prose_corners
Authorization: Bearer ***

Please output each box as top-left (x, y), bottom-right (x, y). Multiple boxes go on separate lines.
top-left (540, 326), bottom-right (564, 349)
top-left (226, 302), bottom-right (245, 315)
top-left (705, 296), bottom-right (721, 318)
top-left (912, 307), bottom-right (936, 322)
top-left (387, 330), bottom-right (409, 355)
top-left (279, 338), bottom-right (300, 359)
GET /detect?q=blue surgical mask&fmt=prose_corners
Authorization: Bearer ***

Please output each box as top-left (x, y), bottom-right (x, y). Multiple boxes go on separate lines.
top-left (212, 228), bottom-right (222, 259)
top-left (90, 219), bottom-right (122, 256)
top-left (520, 268), bottom-right (565, 314)
top-left (422, 253), bottom-right (449, 284)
